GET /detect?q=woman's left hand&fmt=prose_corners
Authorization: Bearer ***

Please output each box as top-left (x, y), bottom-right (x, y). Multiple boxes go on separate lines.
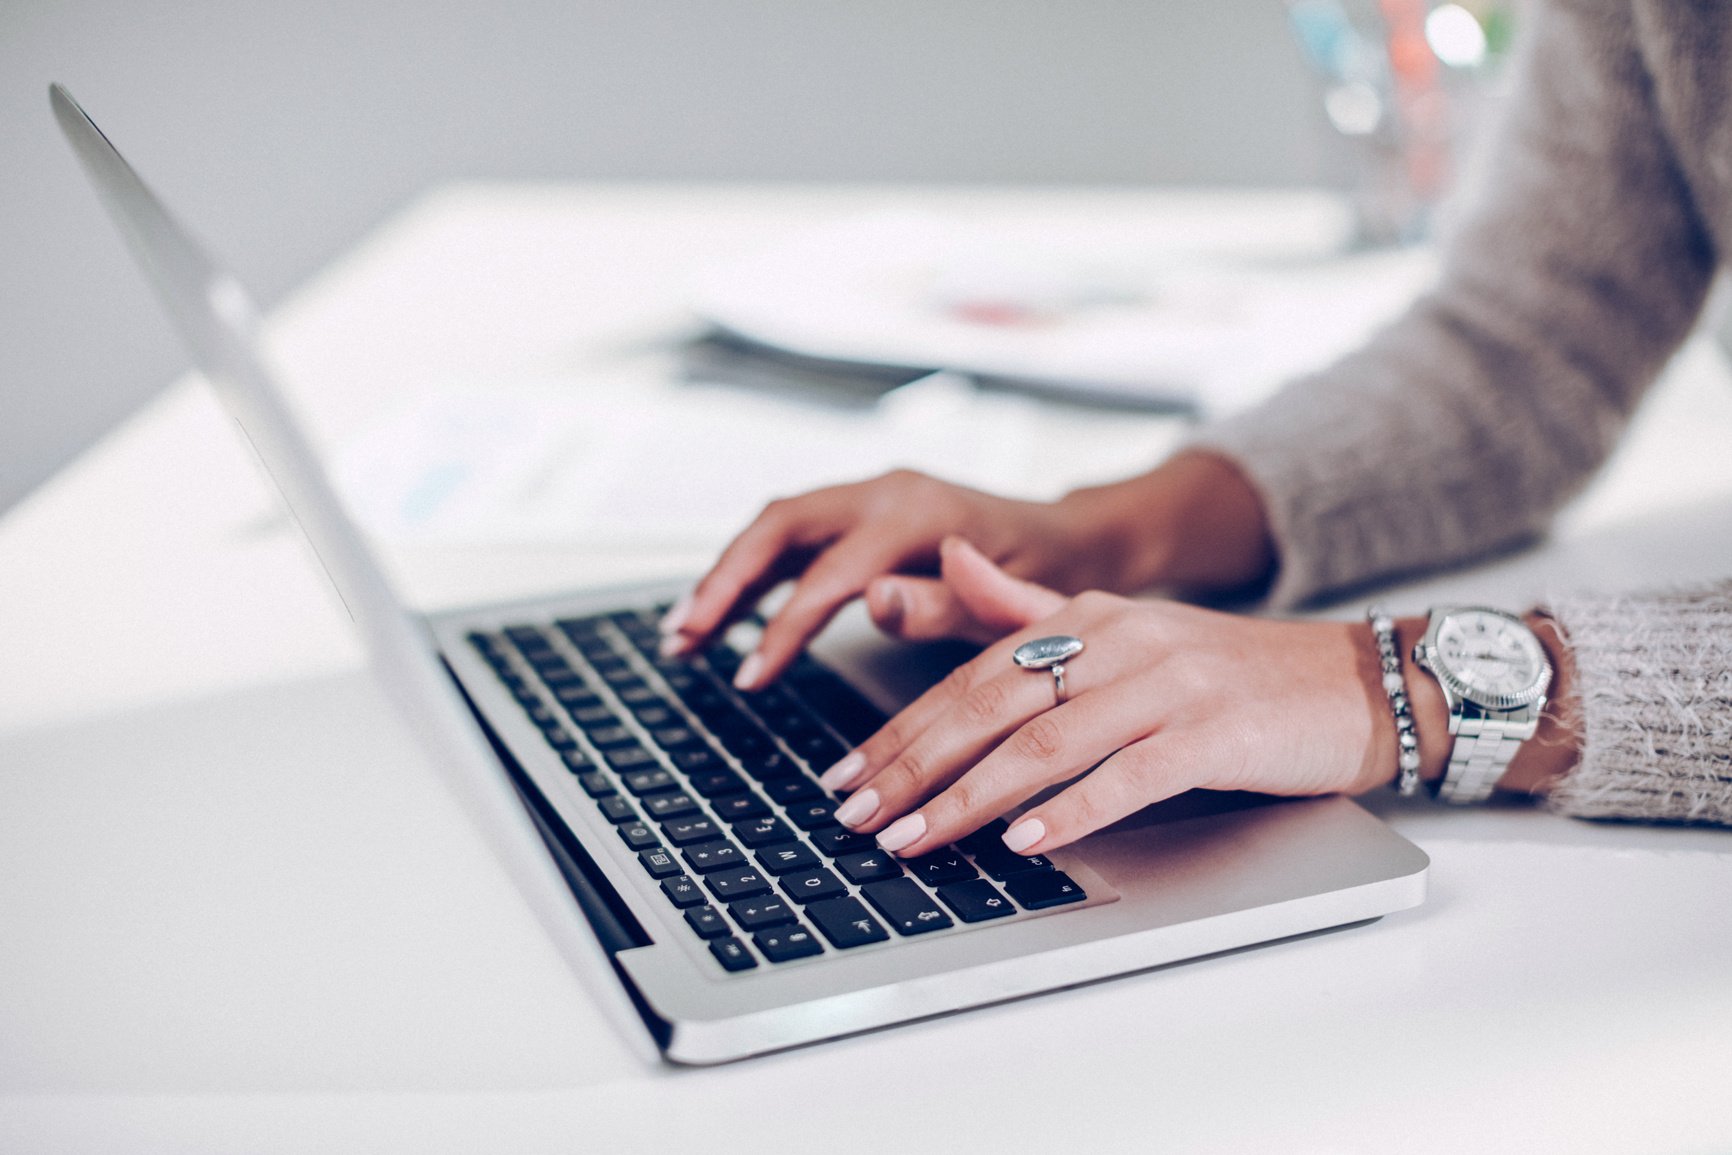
top-left (817, 537), bottom-right (1392, 858)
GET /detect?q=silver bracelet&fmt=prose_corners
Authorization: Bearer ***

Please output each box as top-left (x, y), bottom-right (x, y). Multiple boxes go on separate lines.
top-left (1368, 606), bottom-right (1422, 795)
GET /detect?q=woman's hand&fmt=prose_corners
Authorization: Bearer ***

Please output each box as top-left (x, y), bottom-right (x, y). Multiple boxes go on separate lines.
top-left (658, 469), bottom-right (1111, 689)
top-left (661, 451), bottom-right (1277, 691)
top-left (817, 539), bottom-right (1392, 859)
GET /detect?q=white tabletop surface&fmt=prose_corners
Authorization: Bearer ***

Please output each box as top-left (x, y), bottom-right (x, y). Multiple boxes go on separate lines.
top-left (2, 184), bottom-right (1730, 1153)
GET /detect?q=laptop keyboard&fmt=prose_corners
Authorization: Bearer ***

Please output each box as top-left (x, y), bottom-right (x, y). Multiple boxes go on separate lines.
top-left (466, 606), bottom-right (1086, 973)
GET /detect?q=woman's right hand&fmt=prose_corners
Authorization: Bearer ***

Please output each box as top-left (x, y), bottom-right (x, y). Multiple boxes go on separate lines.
top-left (661, 450), bottom-right (1276, 691)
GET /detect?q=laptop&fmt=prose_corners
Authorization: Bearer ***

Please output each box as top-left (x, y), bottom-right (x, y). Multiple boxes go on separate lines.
top-left (52, 83), bottom-right (1428, 1065)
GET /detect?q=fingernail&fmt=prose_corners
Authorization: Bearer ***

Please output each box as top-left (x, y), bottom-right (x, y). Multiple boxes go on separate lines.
top-left (876, 813), bottom-right (926, 854)
top-left (833, 788), bottom-right (879, 828)
top-left (659, 591), bottom-right (693, 635)
top-left (877, 583), bottom-right (906, 632)
top-left (819, 751), bottom-right (866, 792)
top-left (1002, 817), bottom-right (1045, 854)
top-left (658, 633), bottom-right (693, 659)
top-left (733, 652), bottom-right (765, 691)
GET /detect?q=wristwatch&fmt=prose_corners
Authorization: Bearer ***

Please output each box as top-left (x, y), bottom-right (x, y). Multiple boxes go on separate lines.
top-left (1411, 606), bottom-right (1553, 804)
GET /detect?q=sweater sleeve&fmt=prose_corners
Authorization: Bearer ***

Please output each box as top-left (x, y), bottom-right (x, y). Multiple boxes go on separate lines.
top-left (1191, 0), bottom-right (1717, 609)
top-left (1544, 581), bottom-right (1732, 823)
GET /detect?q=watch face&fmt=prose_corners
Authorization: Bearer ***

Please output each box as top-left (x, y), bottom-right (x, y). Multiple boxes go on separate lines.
top-left (1433, 608), bottom-right (1549, 707)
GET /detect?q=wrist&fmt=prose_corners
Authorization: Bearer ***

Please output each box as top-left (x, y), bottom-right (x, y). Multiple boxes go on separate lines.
top-left (1054, 449), bottom-right (1275, 597)
top-left (1497, 612), bottom-right (1581, 794)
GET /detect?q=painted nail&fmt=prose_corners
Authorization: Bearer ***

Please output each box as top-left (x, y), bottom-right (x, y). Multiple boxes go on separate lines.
top-left (832, 788), bottom-right (879, 828)
top-left (1002, 817), bottom-right (1045, 854)
top-left (819, 751), bottom-right (866, 792)
top-left (659, 591), bottom-right (694, 636)
top-left (733, 652), bottom-right (765, 691)
top-left (658, 632), bottom-right (693, 659)
top-left (876, 813), bottom-right (926, 854)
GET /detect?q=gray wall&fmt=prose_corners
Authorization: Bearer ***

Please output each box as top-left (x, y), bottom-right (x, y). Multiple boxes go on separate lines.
top-left (2, 1), bottom-right (1327, 513)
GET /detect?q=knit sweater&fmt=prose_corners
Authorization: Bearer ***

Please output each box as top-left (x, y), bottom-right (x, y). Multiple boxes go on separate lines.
top-left (1196, 0), bottom-right (1732, 823)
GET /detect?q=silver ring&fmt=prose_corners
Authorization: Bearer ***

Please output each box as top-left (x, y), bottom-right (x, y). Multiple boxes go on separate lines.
top-left (1013, 635), bottom-right (1085, 707)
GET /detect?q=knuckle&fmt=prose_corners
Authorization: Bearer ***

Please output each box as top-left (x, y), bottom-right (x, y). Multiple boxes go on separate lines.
top-left (879, 750), bottom-right (930, 796)
top-left (1012, 715), bottom-right (1066, 763)
top-left (959, 677), bottom-right (1011, 725)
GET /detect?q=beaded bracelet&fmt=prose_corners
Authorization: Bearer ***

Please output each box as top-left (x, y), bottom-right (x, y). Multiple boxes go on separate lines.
top-left (1368, 606), bottom-right (1422, 795)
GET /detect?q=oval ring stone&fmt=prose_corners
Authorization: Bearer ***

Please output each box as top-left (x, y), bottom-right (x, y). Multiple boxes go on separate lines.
top-left (1013, 635), bottom-right (1085, 670)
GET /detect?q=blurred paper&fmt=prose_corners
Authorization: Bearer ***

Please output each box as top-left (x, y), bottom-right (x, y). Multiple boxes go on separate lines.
top-left (690, 211), bottom-right (1437, 417)
top-left (333, 376), bottom-right (1185, 547)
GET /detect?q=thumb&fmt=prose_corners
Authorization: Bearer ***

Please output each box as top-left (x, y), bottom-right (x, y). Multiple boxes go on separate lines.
top-left (940, 536), bottom-right (1065, 632)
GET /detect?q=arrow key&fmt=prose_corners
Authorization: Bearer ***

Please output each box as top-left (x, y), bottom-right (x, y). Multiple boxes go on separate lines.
top-left (936, 878), bottom-right (1016, 923)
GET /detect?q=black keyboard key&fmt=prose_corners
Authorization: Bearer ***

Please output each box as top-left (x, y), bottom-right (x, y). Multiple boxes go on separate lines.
top-left (631, 704), bottom-right (676, 729)
top-left (511, 686), bottom-right (542, 709)
top-left (756, 841), bottom-right (821, 876)
top-left (708, 937), bottom-right (757, 972)
top-left (861, 878), bottom-right (953, 936)
top-left (908, 848), bottom-right (977, 886)
top-left (542, 726), bottom-right (577, 751)
top-left (712, 792), bottom-right (770, 823)
top-left (785, 799), bottom-right (839, 831)
top-left (553, 685), bottom-right (601, 709)
top-left (733, 815), bottom-right (794, 849)
top-left (586, 725), bottom-right (638, 749)
top-left (971, 842), bottom-right (1054, 881)
top-left (706, 866), bottom-right (772, 901)
top-left (618, 822), bottom-right (660, 850)
top-left (835, 849), bottom-right (903, 884)
top-left (728, 895), bottom-right (797, 931)
top-left (1003, 869), bottom-right (1086, 910)
top-left (616, 685), bottom-right (661, 707)
top-left (597, 796), bottom-right (637, 824)
top-left (638, 847), bottom-right (681, 878)
top-left (662, 816), bottom-right (720, 846)
top-left (660, 874), bottom-right (706, 908)
top-left (785, 664), bottom-right (887, 744)
top-left (789, 732), bottom-right (847, 767)
top-left (621, 768), bottom-right (677, 796)
top-left (569, 704), bottom-right (617, 728)
top-left (688, 768), bottom-right (749, 799)
top-left (650, 726), bottom-right (700, 750)
top-left (956, 818), bottom-right (1011, 856)
top-left (605, 745), bottom-right (659, 772)
top-left (669, 747), bottom-right (720, 774)
top-left (683, 839), bottom-right (747, 874)
top-left (526, 704), bottom-right (559, 730)
top-left (763, 776), bottom-right (823, 805)
top-left (738, 751), bottom-right (798, 781)
top-left (806, 896), bottom-right (890, 949)
top-left (809, 825), bottom-right (873, 857)
top-left (684, 906), bottom-right (729, 939)
top-left (561, 749), bottom-right (594, 772)
top-left (753, 924), bottom-right (824, 963)
top-left (643, 791), bottom-right (701, 821)
top-left (780, 867), bottom-right (847, 904)
top-left (576, 771), bottom-right (615, 798)
top-left (936, 878), bottom-right (1016, 922)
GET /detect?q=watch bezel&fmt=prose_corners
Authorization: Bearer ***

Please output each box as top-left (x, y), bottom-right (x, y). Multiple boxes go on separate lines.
top-left (1415, 605), bottom-right (1553, 712)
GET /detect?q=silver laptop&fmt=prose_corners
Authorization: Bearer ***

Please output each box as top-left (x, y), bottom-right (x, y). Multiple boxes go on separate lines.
top-left (52, 83), bottom-right (1428, 1065)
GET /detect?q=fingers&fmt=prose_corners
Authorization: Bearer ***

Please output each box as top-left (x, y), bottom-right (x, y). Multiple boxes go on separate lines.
top-left (865, 539), bottom-right (1065, 645)
top-left (827, 663), bottom-right (1068, 837)
top-left (735, 531), bottom-right (924, 690)
top-left (661, 488), bottom-right (854, 654)
top-left (938, 537), bottom-right (1065, 632)
top-left (858, 683), bottom-right (1171, 859)
top-left (999, 737), bottom-right (1198, 855)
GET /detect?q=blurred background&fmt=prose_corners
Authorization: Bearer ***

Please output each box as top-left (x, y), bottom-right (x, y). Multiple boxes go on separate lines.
top-left (3, 0), bottom-right (1338, 515)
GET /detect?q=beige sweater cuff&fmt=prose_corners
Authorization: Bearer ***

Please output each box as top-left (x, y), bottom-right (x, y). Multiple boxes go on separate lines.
top-left (1545, 581), bottom-right (1732, 824)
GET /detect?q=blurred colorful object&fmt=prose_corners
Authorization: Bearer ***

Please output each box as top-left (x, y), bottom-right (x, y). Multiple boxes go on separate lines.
top-left (1286, 0), bottom-right (1516, 245)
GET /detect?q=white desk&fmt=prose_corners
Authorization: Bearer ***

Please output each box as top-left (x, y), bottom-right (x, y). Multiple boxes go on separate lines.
top-left (3, 185), bottom-right (1730, 1153)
